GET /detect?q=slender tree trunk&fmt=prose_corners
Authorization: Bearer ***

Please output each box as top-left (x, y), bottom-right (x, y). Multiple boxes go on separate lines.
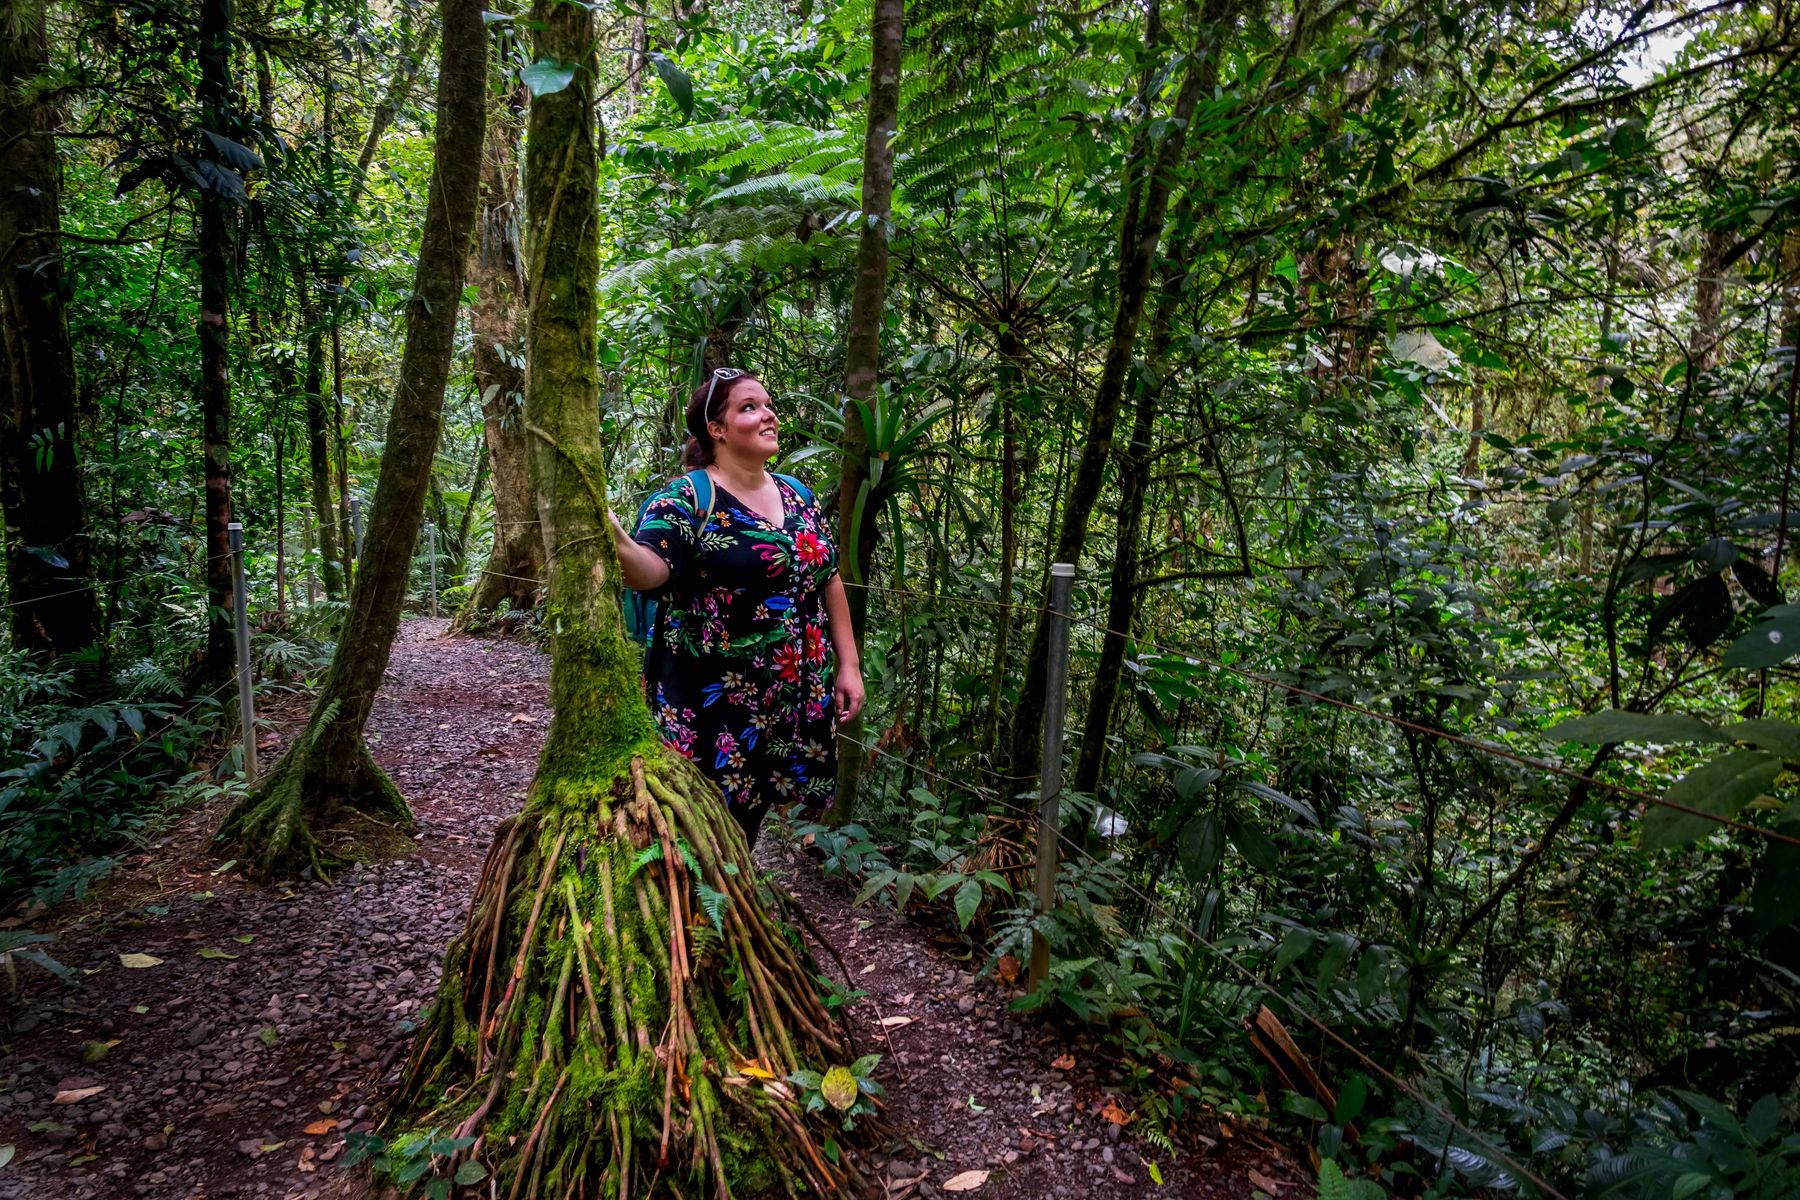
top-left (1074, 363), bottom-right (1158, 795)
top-left (218, 0), bottom-right (488, 877)
top-left (983, 327), bottom-right (1024, 753)
top-left (388, 3), bottom-right (862, 1189)
top-left (301, 319), bottom-right (344, 598)
top-left (827, 0), bottom-right (905, 825)
top-left (0, 0), bottom-right (100, 660)
top-left (1003, 0), bottom-right (1231, 784)
top-left (453, 436), bottom-right (488, 583)
top-left (195, 0), bottom-right (240, 692)
top-left (347, 13), bottom-right (439, 208)
top-left (455, 81), bottom-right (543, 626)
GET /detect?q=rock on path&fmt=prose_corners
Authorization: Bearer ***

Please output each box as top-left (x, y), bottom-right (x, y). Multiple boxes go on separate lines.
top-left (0, 620), bottom-right (1305, 1200)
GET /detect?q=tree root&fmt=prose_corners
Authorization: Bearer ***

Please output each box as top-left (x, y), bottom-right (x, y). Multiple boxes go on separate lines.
top-left (215, 715), bottom-right (416, 880)
top-left (390, 750), bottom-right (874, 1197)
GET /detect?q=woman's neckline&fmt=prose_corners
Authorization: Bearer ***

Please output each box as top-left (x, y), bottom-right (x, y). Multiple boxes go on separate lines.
top-left (705, 469), bottom-right (788, 527)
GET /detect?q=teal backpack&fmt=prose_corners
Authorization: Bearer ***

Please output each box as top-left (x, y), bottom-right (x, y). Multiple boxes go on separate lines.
top-left (624, 469), bottom-right (815, 646)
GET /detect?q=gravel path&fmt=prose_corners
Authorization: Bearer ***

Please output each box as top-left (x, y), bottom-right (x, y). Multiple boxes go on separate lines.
top-left (0, 621), bottom-right (1306, 1200)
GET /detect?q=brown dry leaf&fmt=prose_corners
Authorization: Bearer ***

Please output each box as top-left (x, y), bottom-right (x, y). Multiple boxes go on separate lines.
top-left (994, 954), bottom-right (1020, 984)
top-left (878, 1015), bottom-right (915, 1028)
top-left (893, 992), bottom-right (915, 1006)
top-left (942, 1169), bottom-right (990, 1192)
top-left (858, 962), bottom-right (878, 975)
top-left (1100, 1099), bottom-right (1134, 1126)
top-left (304, 1119), bottom-right (338, 1135)
top-left (1247, 1169), bottom-right (1283, 1195)
top-left (119, 952), bottom-right (163, 969)
top-left (51, 1086), bottom-right (105, 1105)
top-left (1050, 1053), bottom-right (1075, 1070)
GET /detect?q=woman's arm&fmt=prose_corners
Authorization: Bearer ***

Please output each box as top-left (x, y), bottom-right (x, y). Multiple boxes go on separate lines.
top-left (823, 573), bottom-right (865, 722)
top-left (609, 511), bottom-right (672, 591)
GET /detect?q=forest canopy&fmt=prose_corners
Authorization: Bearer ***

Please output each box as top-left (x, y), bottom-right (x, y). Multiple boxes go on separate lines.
top-left (3, 0), bottom-right (1800, 1194)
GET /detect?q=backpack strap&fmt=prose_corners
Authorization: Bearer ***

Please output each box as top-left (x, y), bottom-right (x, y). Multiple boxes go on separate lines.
top-left (773, 472), bottom-right (814, 506)
top-left (685, 468), bottom-right (716, 540)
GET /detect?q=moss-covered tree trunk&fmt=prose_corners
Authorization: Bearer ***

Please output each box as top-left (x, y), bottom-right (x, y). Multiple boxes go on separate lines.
top-left (455, 78), bottom-right (543, 626)
top-left (388, 6), bottom-right (869, 1193)
top-left (216, 0), bottom-right (486, 877)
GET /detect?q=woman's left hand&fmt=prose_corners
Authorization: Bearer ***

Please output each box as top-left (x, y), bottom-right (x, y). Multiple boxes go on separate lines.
top-left (834, 665), bottom-right (865, 724)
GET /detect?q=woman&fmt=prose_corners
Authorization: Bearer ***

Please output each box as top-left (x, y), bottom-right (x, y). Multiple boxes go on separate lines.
top-left (610, 368), bottom-right (865, 848)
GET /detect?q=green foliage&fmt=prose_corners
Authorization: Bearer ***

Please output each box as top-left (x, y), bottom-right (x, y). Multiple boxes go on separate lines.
top-left (341, 1128), bottom-right (483, 1199)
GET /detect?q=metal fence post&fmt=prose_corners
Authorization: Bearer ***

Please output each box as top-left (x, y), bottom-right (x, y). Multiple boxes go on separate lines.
top-left (426, 520), bottom-right (439, 618)
top-left (303, 505), bottom-right (317, 605)
top-left (1030, 561), bottom-right (1077, 988)
top-left (228, 521), bottom-right (258, 783)
top-left (350, 496), bottom-right (365, 562)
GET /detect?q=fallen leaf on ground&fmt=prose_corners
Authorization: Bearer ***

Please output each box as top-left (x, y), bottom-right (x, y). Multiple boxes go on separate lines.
top-left (858, 962), bottom-right (878, 975)
top-left (260, 1141), bottom-right (285, 1153)
top-left (130, 1004), bottom-right (149, 1014)
top-left (1050, 1053), bottom-right (1075, 1070)
top-left (197, 947), bottom-right (238, 960)
top-left (1248, 1168), bottom-right (1282, 1194)
top-left (1100, 1099), bottom-right (1134, 1125)
top-left (119, 952), bottom-right (163, 968)
top-left (304, 1119), bottom-right (338, 1135)
top-left (995, 954), bottom-right (1020, 984)
top-left (943, 1169), bottom-right (990, 1192)
top-left (52, 1086), bottom-right (105, 1105)
top-left (878, 1015), bottom-right (915, 1028)
top-left (510, 712), bottom-right (536, 723)
top-left (893, 992), bottom-right (914, 1005)
top-left (234, 935), bottom-right (255, 944)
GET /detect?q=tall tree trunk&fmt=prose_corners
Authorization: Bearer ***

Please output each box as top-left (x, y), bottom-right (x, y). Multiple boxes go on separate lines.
top-left (983, 326), bottom-right (1024, 753)
top-left (218, 0), bottom-right (488, 877)
top-left (826, 0), bottom-right (904, 825)
top-left (455, 80), bottom-right (543, 626)
top-left (388, 2), bottom-right (862, 1190)
top-left (301, 318), bottom-right (344, 598)
top-left (1002, 0), bottom-right (1230, 785)
top-left (195, 0), bottom-right (240, 692)
top-left (0, 0), bottom-right (100, 659)
top-left (1073, 359), bottom-right (1159, 795)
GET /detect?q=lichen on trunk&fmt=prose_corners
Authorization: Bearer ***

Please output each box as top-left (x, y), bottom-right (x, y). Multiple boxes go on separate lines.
top-left (386, 1), bottom-right (870, 1190)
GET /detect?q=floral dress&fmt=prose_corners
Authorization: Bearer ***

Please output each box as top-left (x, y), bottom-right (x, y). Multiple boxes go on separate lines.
top-left (633, 473), bottom-right (839, 812)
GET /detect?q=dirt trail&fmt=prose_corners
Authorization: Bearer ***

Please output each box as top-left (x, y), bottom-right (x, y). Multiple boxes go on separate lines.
top-left (0, 621), bottom-right (1303, 1200)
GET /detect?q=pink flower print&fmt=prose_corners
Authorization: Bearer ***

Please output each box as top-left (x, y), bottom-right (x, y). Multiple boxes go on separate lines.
top-left (794, 529), bottom-right (829, 567)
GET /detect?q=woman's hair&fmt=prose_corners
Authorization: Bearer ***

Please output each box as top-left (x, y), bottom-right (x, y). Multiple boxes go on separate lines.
top-left (683, 369), bottom-right (760, 468)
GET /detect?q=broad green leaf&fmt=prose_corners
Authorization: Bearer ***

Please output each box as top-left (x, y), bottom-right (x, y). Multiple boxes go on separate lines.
top-left (1722, 617), bottom-right (1800, 669)
top-left (953, 879), bottom-right (981, 930)
top-left (647, 52), bottom-right (695, 122)
top-left (1752, 825), bottom-right (1800, 931)
top-left (1546, 710), bottom-right (1723, 745)
top-left (820, 1065), bottom-right (859, 1110)
top-left (1641, 750), bottom-right (1783, 850)
top-left (1671, 1172), bottom-right (1713, 1200)
top-left (1177, 814), bottom-right (1221, 883)
top-left (520, 59), bottom-right (576, 97)
top-left (1272, 927), bottom-right (1316, 974)
top-left (1225, 810), bottom-right (1279, 871)
top-left (1727, 719), bottom-right (1800, 758)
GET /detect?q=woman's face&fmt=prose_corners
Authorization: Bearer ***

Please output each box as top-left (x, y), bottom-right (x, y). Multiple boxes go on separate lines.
top-left (709, 379), bottom-right (780, 463)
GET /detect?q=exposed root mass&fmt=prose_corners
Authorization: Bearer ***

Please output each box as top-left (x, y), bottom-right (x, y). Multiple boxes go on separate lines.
top-left (391, 748), bottom-right (871, 1197)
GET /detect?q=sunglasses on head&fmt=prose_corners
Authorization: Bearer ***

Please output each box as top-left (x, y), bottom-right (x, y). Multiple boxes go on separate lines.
top-left (696, 367), bottom-right (747, 433)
